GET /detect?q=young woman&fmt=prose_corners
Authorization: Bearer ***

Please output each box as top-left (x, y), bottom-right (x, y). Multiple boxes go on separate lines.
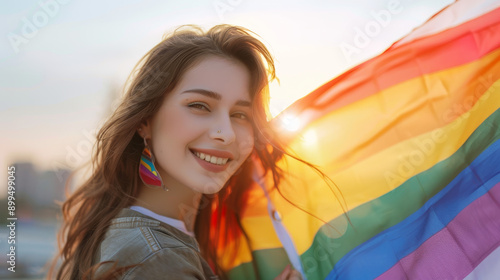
top-left (51, 25), bottom-right (304, 279)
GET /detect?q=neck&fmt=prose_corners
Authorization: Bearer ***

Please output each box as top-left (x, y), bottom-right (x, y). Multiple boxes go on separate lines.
top-left (134, 183), bottom-right (202, 232)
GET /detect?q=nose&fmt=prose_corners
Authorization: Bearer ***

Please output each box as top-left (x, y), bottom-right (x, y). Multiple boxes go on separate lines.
top-left (210, 115), bottom-right (236, 144)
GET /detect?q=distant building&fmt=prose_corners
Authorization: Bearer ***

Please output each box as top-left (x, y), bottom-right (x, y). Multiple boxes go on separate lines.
top-left (12, 161), bottom-right (71, 220)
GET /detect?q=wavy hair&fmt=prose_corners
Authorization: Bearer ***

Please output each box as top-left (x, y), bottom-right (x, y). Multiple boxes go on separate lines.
top-left (50, 24), bottom-right (336, 279)
top-left (49, 25), bottom-right (281, 279)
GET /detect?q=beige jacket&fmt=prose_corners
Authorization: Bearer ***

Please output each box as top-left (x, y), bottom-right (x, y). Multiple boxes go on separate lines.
top-left (94, 208), bottom-right (219, 279)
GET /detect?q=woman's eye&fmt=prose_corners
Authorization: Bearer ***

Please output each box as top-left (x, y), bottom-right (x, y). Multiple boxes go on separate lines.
top-left (232, 112), bottom-right (249, 120)
top-left (188, 102), bottom-right (209, 111)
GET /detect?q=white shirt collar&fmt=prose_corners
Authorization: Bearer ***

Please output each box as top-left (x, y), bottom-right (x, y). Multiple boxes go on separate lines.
top-left (129, 205), bottom-right (194, 237)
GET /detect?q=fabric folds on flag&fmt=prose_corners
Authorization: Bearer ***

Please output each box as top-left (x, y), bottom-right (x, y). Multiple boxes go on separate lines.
top-left (219, 0), bottom-right (500, 279)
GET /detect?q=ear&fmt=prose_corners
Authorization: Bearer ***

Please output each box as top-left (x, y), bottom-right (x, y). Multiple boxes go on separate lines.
top-left (137, 119), bottom-right (152, 139)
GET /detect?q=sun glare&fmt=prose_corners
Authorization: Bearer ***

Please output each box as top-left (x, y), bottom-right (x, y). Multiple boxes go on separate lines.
top-left (302, 129), bottom-right (318, 145)
top-left (280, 113), bottom-right (301, 132)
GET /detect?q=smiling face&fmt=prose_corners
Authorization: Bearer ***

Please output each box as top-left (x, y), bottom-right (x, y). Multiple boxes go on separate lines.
top-left (139, 56), bottom-right (255, 194)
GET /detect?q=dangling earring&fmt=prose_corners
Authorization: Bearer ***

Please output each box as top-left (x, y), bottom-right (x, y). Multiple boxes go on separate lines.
top-left (139, 137), bottom-right (168, 191)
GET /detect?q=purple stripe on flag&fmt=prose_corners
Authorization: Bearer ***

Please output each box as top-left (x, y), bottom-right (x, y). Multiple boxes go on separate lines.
top-left (377, 182), bottom-right (500, 280)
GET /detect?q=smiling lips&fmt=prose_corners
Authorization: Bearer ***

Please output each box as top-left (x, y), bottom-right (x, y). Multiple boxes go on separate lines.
top-left (191, 148), bottom-right (233, 173)
top-left (194, 152), bottom-right (229, 165)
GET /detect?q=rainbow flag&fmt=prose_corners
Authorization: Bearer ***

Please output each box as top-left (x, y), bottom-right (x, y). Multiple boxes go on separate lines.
top-left (219, 1), bottom-right (500, 279)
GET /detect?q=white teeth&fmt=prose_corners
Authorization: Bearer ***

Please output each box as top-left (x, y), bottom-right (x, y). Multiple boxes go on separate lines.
top-left (193, 150), bottom-right (229, 165)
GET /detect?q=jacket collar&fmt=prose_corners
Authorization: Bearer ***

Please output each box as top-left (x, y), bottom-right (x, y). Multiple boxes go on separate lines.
top-left (110, 208), bottom-right (201, 252)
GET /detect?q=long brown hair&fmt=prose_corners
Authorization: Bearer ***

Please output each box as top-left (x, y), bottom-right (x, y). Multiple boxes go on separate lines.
top-left (49, 24), bottom-right (280, 279)
top-left (50, 24), bottom-right (337, 280)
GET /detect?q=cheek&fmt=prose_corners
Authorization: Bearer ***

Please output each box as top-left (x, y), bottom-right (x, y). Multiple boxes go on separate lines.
top-left (161, 106), bottom-right (186, 130)
top-left (236, 126), bottom-right (255, 158)
top-left (152, 108), bottom-right (197, 156)
top-left (156, 107), bottom-right (199, 139)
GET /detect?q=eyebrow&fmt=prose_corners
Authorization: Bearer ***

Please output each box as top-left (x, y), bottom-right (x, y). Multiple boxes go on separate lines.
top-left (181, 89), bottom-right (251, 107)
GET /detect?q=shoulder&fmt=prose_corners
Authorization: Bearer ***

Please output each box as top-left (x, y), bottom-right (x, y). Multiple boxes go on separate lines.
top-left (97, 227), bottom-right (207, 279)
top-left (103, 209), bottom-right (196, 248)
top-left (122, 246), bottom-right (207, 279)
top-left (95, 209), bottom-right (212, 279)
top-left (99, 223), bottom-right (193, 259)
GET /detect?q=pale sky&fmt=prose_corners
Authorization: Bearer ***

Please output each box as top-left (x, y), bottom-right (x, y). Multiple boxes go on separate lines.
top-left (0, 0), bottom-right (454, 190)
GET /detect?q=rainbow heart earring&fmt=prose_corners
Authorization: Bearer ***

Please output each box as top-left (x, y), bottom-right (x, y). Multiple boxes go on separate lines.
top-left (139, 137), bottom-right (168, 191)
